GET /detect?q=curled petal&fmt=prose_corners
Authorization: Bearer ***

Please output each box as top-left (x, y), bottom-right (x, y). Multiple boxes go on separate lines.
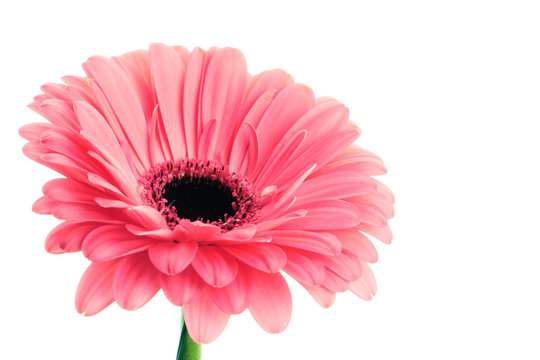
top-left (179, 220), bottom-right (221, 242)
top-left (148, 241), bottom-right (198, 275)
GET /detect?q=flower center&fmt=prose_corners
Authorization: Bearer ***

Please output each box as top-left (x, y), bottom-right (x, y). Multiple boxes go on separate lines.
top-left (138, 160), bottom-right (261, 231)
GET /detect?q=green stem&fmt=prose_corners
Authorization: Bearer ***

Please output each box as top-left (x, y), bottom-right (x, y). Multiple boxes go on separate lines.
top-left (176, 310), bottom-right (202, 360)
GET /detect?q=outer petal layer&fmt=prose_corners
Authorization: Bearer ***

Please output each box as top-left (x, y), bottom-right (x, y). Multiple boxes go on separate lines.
top-left (113, 253), bottom-right (160, 310)
top-left (184, 289), bottom-right (230, 344)
top-left (248, 270), bottom-right (292, 333)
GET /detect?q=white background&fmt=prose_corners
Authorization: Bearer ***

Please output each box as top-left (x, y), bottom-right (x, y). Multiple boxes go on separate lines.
top-left (1, 0), bottom-right (539, 359)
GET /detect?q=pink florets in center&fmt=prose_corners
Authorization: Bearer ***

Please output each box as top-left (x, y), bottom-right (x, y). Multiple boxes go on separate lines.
top-left (138, 159), bottom-right (261, 231)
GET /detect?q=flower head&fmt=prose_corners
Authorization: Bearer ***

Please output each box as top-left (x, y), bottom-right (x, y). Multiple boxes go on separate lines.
top-left (20, 44), bottom-right (394, 344)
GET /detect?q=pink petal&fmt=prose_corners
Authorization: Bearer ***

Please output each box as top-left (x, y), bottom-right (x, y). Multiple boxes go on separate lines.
top-left (295, 172), bottom-right (377, 204)
top-left (172, 45), bottom-right (190, 62)
top-left (242, 88), bottom-right (276, 132)
top-left (85, 150), bottom-right (140, 202)
top-left (83, 56), bottom-right (150, 168)
top-left (126, 206), bottom-right (169, 230)
top-left (87, 172), bottom-right (129, 200)
top-left (32, 196), bottom-right (60, 215)
top-left (315, 145), bottom-right (387, 177)
top-left (178, 220), bottom-right (221, 242)
top-left (228, 121), bottom-right (259, 175)
top-left (360, 261), bottom-right (377, 295)
top-left (111, 50), bottom-right (154, 122)
top-left (45, 221), bottom-right (98, 254)
top-left (355, 203), bottom-right (388, 227)
top-left (86, 79), bottom-right (126, 144)
top-left (43, 178), bottom-right (105, 204)
top-left (207, 264), bottom-right (252, 314)
top-left (182, 47), bottom-right (205, 158)
top-left (222, 243), bottom-right (286, 273)
top-left (22, 140), bottom-right (49, 163)
top-left (75, 260), bottom-right (118, 316)
top-left (349, 278), bottom-right (373, 301)
top-left (41, 83), bottom-right (70, 102)
top-left (40, 153), bottom-right (94, 185)
top-left (283, 249), bottom-right (325, 287)
top-left (254, 130), bottom-right (307, 188)
top-left (263, 163), bottom-right (316, 218)
top-left (40, 129), bottom-right (93, 168)
top-left (62, 75), bottom-right (98, 108)
top-left (272, 127), bottom-right (361, 187)
top-left (82, 225), bottom-right (155, 261)
top-left (248, 270), bottom-right (292, 333)
top-left (242, 69), bottom-right (293, 120)
top-left (94, 198), bottom-right (133, 208)
top-left (348, 190), bottom-right (395, 220)
top-left (286, 100), bottom-right (349, 144)
top-left (322, 270), bottom-right (350, 293)
top-left (19, 123), bottom-right (52, 141)
top-left (147, 241), bottom-right (198, 275)
top-left (283, 200), bottom-right (362, 230)
top-left (255, 84), bottom-right (314, 166)
top-left (324, 252), bottom-right (362, 281)
top-left (184, 289), bottom-right (230, 344)
top-left (52, 203), bottom-right (126, 224)
top-left (113, 253), bottom-right (160, 310)
top-left (149, 43), bottom-right (187, 160)
top-left (357, 223), bottom-right (393, 244)
top-left (269, 230), bottom-right (342, 255)
top-left (74, 101), bottom-right (135, 185)
top-left (302, 285), bottom-right (336, 308)
top-left (254, 209), bottom-right (307, 233)
top-left (217, 224), bottom-right (257, 242)
top-left (333, 228), bottom-right (378, 263)
top-left (191, 246), bottom-right (238, 287)
top-left (148, 105), bottom-right (167, 165)
top-left (39, 99), bottom-right (79, 131)
top-left (125, 225), bottom-right (176, 240)
top-left (197, 119), bottom-right (217, 161)
top-left (201, 47), bottom-right (247, 157)
top-left (160, 267), bottom-right (205, 306)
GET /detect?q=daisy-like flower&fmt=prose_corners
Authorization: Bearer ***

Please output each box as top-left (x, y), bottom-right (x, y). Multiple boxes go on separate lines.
top-left (20, 44), bottom-right (394, 345)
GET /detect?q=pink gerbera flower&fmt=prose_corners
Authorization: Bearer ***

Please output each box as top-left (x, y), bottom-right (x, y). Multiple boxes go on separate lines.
top-left (20, 44), bottom-right (394, 345)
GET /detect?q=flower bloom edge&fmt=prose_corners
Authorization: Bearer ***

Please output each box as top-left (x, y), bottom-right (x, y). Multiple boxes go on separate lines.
top-left (20, 43), bottom-right (394, 344)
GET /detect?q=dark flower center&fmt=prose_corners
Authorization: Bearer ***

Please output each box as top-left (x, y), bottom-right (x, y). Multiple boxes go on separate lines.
top-left (138, 160), bottom-right (260, 230)
top-left (162, 175), bottom-right (236, 223)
